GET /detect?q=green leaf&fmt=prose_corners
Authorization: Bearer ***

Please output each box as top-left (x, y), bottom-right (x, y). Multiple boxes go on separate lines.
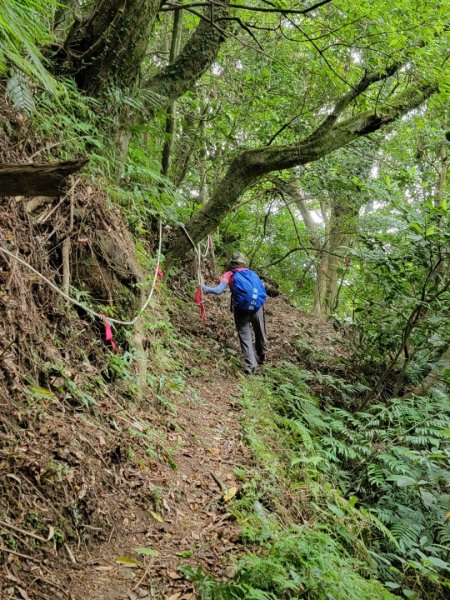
top-left (388, 475), bottom-right (416, 487)
top-left (423, 556), bottom-right (450, 571)
top-left (419, 490), bottom-right (435, 507)
top-left (134, 547), bottom-right (159, 557)
top-left (327, 503), bottom-right (345, 518)
top-left (385, 582), bottom-right (400, 589)
top-left (410, 223), bottom-right (423, 234)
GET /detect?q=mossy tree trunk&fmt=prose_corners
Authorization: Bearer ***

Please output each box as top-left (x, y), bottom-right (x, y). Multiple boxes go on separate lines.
top-left (320, 198), bottom-right (358, 315)
top-left (62, 0), bottom-right (161, 97)
top-left (59, 0), bottom-right (230, 104)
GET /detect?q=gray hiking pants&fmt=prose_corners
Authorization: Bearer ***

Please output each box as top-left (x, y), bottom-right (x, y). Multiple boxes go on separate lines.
top-left (234, 306), bottom-right (267, 371)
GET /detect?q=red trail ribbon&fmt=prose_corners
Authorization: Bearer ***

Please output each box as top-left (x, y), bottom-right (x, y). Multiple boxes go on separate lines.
top-left (102, 315), bottom-right (119, 353)
top-left (193, 287), bottom-right (206, 323)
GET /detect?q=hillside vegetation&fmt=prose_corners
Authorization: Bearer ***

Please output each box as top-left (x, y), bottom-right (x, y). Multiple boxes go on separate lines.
top-left (0, 2), bottom-right (449, 600)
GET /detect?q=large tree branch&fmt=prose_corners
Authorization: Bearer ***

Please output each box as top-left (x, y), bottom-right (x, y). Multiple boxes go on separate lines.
top-left (57, 0), bottom-right (230, 103)
top-left (167, 81), bottom-right (436, 261)
top-left (59, 0), bottom-right (161, 96)
top-left (161, 0), bottom-right (332, 15)
top-left (146, 0), bottom-right (230, 103)
top-left (310, 62), bottom-right (402, 139)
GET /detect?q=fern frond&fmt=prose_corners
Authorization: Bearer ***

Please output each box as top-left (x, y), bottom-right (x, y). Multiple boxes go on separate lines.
top-left (0, 0), bottom-right (59, 91)
top-left (6, 72), bottom-right (35, 114)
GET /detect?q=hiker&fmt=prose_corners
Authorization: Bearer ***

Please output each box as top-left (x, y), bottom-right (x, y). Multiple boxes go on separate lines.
top-left (202, 252), bottom-right (267, 374)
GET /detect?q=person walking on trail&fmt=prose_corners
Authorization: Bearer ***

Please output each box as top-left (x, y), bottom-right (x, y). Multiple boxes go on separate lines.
top-left (202, 252), bottom-right (268, 375)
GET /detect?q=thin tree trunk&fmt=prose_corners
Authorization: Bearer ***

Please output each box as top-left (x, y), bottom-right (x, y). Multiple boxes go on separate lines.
top-left (323, 198), bottom-right (358, 313)
top-left (313, 253), bottom-right (329, 317)
top-left (62, 184), bottom-right (75, 295)
top-left (198, 107), bottom-right (207, 205)
top-left (161, 8), bottom-right (183, 179)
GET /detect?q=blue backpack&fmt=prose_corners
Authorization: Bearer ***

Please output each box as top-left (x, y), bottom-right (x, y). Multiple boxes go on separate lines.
top-left (231, 269), bottom-right (267, 312)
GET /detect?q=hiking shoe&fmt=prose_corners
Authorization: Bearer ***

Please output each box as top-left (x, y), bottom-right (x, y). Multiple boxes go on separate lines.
top-left (244, 366), bottom-right (257, 375)
top-left (257, 354), bottom-right (266, 365)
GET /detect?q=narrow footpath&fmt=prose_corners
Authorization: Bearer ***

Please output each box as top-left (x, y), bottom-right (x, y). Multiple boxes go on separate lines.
top-left (66, 297), bottom-right (347, 599)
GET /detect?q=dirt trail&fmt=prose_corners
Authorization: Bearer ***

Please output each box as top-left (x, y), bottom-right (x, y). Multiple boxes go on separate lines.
top-left (72, 374), bottom-right (249, 599)
top-left (69, 296), bottom-right (347, 600)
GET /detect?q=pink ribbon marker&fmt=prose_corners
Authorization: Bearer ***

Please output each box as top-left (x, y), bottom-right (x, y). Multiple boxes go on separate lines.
top-left (102, 315), bottom-right (119, 353)
top-left (193, 287), bottom-right (206, 323)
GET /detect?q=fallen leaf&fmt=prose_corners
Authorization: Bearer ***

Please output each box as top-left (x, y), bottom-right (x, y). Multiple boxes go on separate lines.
top-left (167, 594), bottom-right (181, 600)
top-left (6, 473), bottom-right (21, 484)
top-left (148, 510), bottom-right (164, 523)
top-left (17, 588), bottom-right (31, 600)
top-left (167, 569), bottom-right (182, 580)
top-left (95, 565), bottom-right (114, 571)
top-left (222, 486), bottom-right (238, 503)
top-left (115, 556), bottom-right (141, 567)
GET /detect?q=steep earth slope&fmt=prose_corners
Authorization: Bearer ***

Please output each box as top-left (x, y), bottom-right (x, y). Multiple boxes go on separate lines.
top-left (0, 194), bottom-right (347, 599)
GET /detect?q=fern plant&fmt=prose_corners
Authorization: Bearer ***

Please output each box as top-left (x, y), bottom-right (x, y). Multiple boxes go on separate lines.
top-left (0, 0), bottom-right (58, 91)
top-left (243, 363), bottom-right (450, 598)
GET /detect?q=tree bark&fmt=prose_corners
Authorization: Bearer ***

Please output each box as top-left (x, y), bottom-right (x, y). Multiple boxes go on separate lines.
top-left (161, 8), bottom-right (183, 179)
top-left (58, 0), bottom-right (230, 103)
top-left (62, 0), bottom-right (161, 97)
top-left (167, 82), bottom-right (436, 262)
top-left (146, 1), bottom-right (230, 105)
top-left (0, 160), bottom-right (87, 197)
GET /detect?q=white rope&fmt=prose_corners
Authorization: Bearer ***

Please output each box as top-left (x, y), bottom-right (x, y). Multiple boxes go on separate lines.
top-left (0, 221), bottom-right (163, 327)
top-left (200, 235), bottom-right (212, 260)
top-left (180, 224), bottom-right (204, 287)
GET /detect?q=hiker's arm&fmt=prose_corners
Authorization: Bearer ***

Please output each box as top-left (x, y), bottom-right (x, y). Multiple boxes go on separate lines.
top-left (202, 279), bottom-right (229, 295)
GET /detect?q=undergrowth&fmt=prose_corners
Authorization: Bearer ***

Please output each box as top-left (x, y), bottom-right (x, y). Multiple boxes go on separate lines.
top-left (188, 363), bottom-right (450, 600)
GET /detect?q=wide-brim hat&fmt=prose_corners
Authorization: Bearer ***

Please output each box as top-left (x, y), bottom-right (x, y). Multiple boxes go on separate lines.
top-left (227, 252), bottom-right (248, 269)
